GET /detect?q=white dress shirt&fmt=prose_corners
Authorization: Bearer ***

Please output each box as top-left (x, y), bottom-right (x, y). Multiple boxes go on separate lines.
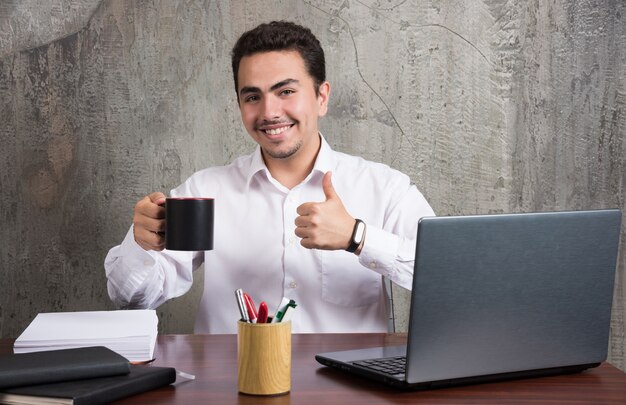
top-left (105, 135), bottom-right (435, 334)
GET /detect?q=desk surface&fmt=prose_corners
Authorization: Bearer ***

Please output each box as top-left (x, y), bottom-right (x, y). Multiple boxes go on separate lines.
top-left (3, 333), bottom-right (626, 404)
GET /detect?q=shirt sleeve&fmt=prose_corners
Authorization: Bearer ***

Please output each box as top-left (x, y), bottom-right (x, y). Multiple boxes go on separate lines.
top-left (104, 225), bottom-right (198, 309)
top-left (357, 185), bottom-right (435, 290)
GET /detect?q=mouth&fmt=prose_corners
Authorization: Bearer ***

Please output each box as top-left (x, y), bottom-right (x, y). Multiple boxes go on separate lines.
top-left (257, 122), bottom-right (295, 138)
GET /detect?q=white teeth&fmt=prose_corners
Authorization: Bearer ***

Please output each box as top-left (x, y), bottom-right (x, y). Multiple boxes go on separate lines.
top-left (265, 126), bottom-right (290, 135)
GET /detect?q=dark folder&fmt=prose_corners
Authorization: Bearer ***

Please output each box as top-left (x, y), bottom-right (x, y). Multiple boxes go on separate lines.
top-left (0, 365), bottom-right (176, 405)
top-left (0, 346), bottom-right (130, 390)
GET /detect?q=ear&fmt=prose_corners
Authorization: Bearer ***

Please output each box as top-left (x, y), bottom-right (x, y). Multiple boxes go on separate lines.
top-left (317, 81), bottom-right (331, 117)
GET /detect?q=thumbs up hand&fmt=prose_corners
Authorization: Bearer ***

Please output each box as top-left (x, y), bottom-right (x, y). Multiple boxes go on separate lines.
top-left (295, 172), bottom-right (357, 251)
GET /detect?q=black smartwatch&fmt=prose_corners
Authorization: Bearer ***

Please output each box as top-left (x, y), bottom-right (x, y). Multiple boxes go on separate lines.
top-left (346, 219), bottom-right (366, 253)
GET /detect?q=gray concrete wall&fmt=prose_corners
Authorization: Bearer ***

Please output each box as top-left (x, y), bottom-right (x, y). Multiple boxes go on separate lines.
top-left (1, 0), bottom-right (624, 370)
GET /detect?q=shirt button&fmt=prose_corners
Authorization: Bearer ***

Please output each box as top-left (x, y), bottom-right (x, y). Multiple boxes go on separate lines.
top-left (369, 261), bottom-right (377, 269)
top-left (289, 281), bottom-right (298, 289)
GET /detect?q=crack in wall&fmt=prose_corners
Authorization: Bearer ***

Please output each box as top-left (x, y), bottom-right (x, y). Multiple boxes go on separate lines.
top-left (305, 0), bottom-right (412, 165)
top-left (305, 0), bottom-right (496, 166)
top-left (353, 0), bottom-right (492, 66)
top-left (355, 0), bottom-right (410, 12)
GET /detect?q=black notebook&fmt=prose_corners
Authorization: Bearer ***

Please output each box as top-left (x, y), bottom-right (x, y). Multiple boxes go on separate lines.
top-left (0, 346), bottom-right (130, 390)
top-left (0, 365), bottom-right (176, 405)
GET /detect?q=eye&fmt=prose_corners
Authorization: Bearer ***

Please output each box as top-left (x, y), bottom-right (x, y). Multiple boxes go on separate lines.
top-left (244, 94), bottom-right (260, 103)
top-left (280, 89), bottom-right (295, 96)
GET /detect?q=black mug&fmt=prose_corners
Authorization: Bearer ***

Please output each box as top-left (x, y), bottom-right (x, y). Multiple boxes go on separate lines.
top-left (165, 197), bottom-right (214, 251)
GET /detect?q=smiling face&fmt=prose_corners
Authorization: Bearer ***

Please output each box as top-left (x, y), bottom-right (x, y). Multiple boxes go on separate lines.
top-left (237, 50), bottom-right (330, 166)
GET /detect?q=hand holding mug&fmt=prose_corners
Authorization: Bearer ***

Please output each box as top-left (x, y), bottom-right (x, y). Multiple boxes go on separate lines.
top-left (133, 192), bottom-right (167, 251)
top-left (133, 193), bottom-right (214, 252)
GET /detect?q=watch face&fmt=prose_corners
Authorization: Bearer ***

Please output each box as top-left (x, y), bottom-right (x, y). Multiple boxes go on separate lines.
top-left (354, 220), bottom-right (366, 243)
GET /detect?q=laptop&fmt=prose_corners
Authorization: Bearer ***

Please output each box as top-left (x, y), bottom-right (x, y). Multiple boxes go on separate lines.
top-left (316, 209), bottom-right (622, 389)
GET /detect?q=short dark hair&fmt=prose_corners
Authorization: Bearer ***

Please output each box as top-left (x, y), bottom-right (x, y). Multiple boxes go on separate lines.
top-left (231, 21), bottom-right (326, 96)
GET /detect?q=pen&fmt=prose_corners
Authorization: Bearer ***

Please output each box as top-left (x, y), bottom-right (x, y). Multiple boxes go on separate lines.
top-left (279, 300), bottom-right (297, 322)
top-left (257, 301), bottom-right (268, 323)
top-left (243, 293), bottom-right (258, 323)
top-left (271, 297), bottom-right (291, 323)
top-left (235, 289), bottom-right (249, 322)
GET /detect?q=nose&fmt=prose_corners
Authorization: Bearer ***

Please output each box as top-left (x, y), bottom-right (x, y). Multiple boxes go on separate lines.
top-left (260, 94), bottom-right (281, 120)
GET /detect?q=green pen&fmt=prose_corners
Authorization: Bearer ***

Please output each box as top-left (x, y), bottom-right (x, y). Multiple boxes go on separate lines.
top-left (271, 297), bottom-right (290, 323)
top-left (275, 300), bottom-right (297, 323)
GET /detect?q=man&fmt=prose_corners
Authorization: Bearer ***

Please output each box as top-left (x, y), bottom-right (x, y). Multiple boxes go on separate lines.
top-left (105, 21), bottom-right (434, 334)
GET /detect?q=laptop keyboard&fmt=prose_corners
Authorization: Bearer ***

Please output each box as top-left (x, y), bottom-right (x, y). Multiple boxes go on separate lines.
top-left (353, 356), bottom-right (406, 377)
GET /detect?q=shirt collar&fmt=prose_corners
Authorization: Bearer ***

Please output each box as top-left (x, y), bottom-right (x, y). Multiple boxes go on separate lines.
top-left (246, 144), bottom-right (268, 188)
top-left (245, 133), bottom-right (334, 191)
top-left (311, 133), bottom-right (333, 175)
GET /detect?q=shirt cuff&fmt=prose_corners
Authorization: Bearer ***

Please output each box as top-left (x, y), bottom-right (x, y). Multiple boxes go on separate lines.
top-left (108, 226), bottom-right (162, 306)
top-left (357, 225), bottom-right (415, 290)
top-left (358, 225), bottom-right (399, 277)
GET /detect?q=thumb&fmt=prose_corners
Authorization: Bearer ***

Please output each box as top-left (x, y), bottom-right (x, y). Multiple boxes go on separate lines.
top-left (322, 171), bottom-right (338, 201)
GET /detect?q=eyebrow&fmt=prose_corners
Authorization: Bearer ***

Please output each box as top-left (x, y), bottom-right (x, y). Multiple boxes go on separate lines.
top-left (239, 78), bottom-right (300, 97)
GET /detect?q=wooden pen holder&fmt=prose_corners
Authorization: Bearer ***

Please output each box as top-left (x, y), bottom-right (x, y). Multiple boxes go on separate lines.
top-left (237, 320), bottom-right (291, 396)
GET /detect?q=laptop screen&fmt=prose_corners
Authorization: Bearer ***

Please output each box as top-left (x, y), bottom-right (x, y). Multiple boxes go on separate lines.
top-left (405, 209), bottom-right (622, 383)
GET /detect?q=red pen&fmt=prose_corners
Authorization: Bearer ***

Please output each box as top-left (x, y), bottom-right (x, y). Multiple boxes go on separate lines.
top-left (257, 302), bottom-right (269, 323)
top-left (243, 293), bottom-right (258, 323)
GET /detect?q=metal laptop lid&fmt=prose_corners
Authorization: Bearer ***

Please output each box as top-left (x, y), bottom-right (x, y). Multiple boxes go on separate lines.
top-left (405, 209), bottom-right (621, 384)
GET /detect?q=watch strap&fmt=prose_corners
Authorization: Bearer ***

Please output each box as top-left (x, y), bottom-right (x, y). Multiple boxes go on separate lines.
top-left (346, 219), bottom-right (365, 253)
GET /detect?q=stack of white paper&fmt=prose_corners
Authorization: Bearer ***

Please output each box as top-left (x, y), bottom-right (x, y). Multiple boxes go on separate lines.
top-left (14, 309), bottom-right (158, 363)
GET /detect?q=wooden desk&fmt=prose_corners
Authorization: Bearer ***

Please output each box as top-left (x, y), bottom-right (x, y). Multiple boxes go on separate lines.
top-left (3, 334), bottom-right (626, 404)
